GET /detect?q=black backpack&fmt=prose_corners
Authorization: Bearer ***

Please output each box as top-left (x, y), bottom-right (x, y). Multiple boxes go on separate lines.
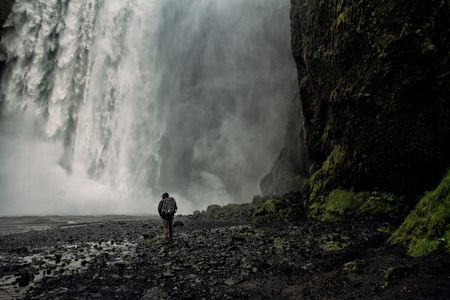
top-left (162, 197), bottom-right (176, 217)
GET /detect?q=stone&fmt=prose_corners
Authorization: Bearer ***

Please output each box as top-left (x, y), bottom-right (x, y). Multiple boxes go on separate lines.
top-left (16, 268), bottom-right (34, 286)
top-left (173, 221), bottom-right (184, 227)
top-left (162, 271), bottom-right (174, 278)
top-left (54, 254), bottom-right (62, 263)
top-left (141, 287), bottom-right (168, 300)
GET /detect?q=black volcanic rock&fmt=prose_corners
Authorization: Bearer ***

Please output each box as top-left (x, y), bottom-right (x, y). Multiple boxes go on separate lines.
top-left (0, 217), bottom-right (446, 299)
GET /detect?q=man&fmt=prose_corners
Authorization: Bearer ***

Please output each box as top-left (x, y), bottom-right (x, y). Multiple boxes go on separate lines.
top-left (158, 192), bottom-right (177, 240)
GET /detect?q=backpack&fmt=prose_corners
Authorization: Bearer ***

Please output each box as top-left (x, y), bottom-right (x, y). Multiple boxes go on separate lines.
top-left (162, 197), bottom-right (176, 216)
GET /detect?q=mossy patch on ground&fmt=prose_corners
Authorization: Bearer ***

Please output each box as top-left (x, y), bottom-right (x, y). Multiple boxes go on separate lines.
top-left (143, 236), bottom-right (158, 247)
top-left (389, 169), bottom-right (450, 256)
top-left (342, 261), bottom-right (359, 272)
top-left (252, 198), bottom-right (293, 224)
top-left (251, 193), bottom-right (304, 224)
top-left (310, 189), bottom-right (364, 222)
top-left (310, 189), bottom-right (403, 222)
top-left (319, 232), bottom-right (349, 251)
top-left (272, 237), bottom-right (291, 255)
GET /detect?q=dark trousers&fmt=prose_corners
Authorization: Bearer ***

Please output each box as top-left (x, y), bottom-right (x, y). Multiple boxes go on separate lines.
top-left (162, 217), bottom-right (173, 239)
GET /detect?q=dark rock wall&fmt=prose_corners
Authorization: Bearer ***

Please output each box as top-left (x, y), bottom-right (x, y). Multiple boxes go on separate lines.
top-left (0, 0), bottom-right (13, 25)
top-left (0, 0), bottom-right (14, 77)
top-left (265, 0), bottom-right (450, 199)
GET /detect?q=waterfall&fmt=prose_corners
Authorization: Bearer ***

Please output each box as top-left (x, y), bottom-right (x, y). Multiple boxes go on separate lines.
top-left (0, 0), bottom-right (296, 215)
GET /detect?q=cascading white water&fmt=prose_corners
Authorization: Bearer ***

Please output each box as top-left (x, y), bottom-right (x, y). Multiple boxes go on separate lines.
top-left (0, 0), bottom-right (297, 215)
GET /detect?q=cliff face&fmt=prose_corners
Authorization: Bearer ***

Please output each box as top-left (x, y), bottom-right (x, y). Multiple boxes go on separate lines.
top-left (0, 0), bottom-right (14, 75)
top-left (0, 0), bottom-right (13, 25)
top-left (264, 0), bottom-right (450, 201)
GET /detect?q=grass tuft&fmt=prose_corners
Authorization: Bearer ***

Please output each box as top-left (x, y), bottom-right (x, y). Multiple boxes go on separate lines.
top-left (389, 169), bottom-right (450, 256)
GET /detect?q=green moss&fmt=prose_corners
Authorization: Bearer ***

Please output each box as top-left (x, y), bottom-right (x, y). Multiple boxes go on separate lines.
top-left (202, 203), bottom-right (253, 219)
top-left (252, 199), bottom-right (285, 222)
top-left (381, 265), bottom-right (414, 289)
top-left (444, 228), bottom-right (450, 253)
top-left (319, 233), bottom-right (349, 251)
top-left (272, 237), bottom-right (290, 255)
top-left (144, 236), bottom-right (158, 247)
top-left (310, 189), bottom-right (403, 222)
top-left (322, 146), bottom-right (345, 174)
top-left (342, 261), bottom-right (358, 272)
top-left (377, 222), bottom-right (393, 234)
top-left (251, 197), bottom-right (295, 224)
top-left (409, 238), bottom-right (440, 257)
top-left (261, 199), bottom-right (277, 214)
top-left (336, 9), bottom-right (350, 27)
top-left (327, 189), bottom-right (364, 215)
top-left (389, 169), bottom-right (450, 256)
top-left (357, 191), bottom-right (404, 216)
top-left (206, 204), bottom-right (221, 214)
top-left (380, 267), bottom-right (395, 289)
top-left (421, 38), bottom-right (436, 54)
top-left (308, 145), bottom-right (347, 204)
top-left (311, 189), bottom-right (364, 222)
top-left (321, 240), bottom-right (348, 251)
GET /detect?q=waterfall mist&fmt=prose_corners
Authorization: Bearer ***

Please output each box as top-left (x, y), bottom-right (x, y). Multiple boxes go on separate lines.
top-left (0, 0), bottom-right (297, 215)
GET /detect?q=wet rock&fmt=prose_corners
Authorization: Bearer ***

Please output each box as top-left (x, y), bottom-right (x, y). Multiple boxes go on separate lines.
top-left (381, 265), bottom-right (416, 288)
top-left (231, 235), bottom-right (245, 242)
top-left (54, 253), bottom-right (62, 263)
top-left (224, 277), bottom-right (239, 286)
top-left (162, 271), bottom-right (174, 278)
top-left (301, 262), bottom-right (315, 272)
top-left (173, 220), bottom-right (184, 227)
top-left (12, 247), bottom-right (29, 254)
top-left (16, 268), bottom-right (34, 286)
top-left (141, 287), bottom-right (167, 300)
top-left (7, 216), bottom-right (450, 300)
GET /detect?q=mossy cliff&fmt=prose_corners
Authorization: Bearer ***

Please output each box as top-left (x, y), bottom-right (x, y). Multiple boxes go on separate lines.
top-left (264, 0), bottom-right (450, 224)
top-left (263, 0), bottom-right (450, 200)
top-left (259, 0), bottom-right (450, 257)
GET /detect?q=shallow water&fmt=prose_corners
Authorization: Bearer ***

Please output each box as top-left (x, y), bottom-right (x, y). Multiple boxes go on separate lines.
top-left (0, 215), bottom-right (156, 235)
top-left (0, 234), bottom-right (137, 299)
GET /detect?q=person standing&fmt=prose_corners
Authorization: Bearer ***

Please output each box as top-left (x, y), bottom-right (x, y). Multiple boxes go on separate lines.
top-left (158, 192), bottom-right (177, 240)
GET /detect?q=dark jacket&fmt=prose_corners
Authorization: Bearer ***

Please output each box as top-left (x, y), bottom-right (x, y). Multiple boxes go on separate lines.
top-left (158, 197), bottom-right (177, 219)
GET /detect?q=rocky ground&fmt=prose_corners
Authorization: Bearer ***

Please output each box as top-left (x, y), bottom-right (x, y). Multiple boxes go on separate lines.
top-left (0, 215), bottom-right (449, 299)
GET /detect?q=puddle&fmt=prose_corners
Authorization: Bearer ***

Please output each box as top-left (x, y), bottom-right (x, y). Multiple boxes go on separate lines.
top-left (0, 240), bottom-right (136, 298)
